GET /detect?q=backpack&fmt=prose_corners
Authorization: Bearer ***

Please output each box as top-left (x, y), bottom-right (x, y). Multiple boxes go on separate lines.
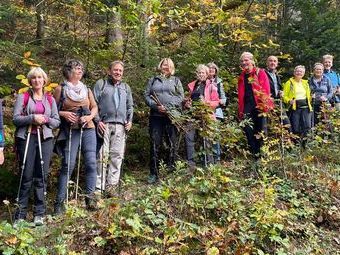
top-left (22, 90), bottom-right (53, 112)
top-left (95, 78), bottom-right (129, 102)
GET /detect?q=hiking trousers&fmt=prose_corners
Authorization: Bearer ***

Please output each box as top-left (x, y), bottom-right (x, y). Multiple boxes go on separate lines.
top-left (96, 123), bottom-right (126, 190)
top-left (15, 136), bottom-right (53, 219)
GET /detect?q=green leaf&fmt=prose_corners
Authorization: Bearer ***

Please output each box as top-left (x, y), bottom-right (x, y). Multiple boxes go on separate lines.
top-left (16, 74), bottom-right (26, 80)
top-left (207, 246), bottom-right (219, 255)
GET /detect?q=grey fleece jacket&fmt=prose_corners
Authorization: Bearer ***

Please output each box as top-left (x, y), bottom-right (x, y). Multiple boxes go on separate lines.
top-left (93, 78), bottom-right (134, 125)
top-left (144, 75), bottom-right (184, 117)
top-left (13, 93), bottom-right (60, 140)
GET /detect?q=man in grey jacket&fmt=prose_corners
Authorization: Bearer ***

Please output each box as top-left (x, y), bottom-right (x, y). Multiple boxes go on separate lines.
top-left (93, 61), bottom-right (133, 196)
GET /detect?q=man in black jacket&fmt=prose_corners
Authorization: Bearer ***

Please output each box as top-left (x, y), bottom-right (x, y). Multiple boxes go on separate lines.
top-left (264, 56), bottom-right (290, 129)
top-left (265, 56), bottom-right (282, 99)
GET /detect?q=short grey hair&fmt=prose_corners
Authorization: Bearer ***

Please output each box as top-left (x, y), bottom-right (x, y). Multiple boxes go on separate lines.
top-left (313, 62), bottom-right (324, 70)
top-left (267, 55), bottom-right (278, 62)
top-left (322, 54), bottom-right (334, 62)
top-left (196, 64), bottom-right (209, 74)
top-left (109, 60), bottom-right (124, 70)
top-left (240, 51), bottom-right (256, 66)
top-left (206, 62), bottom-right (219, 75)
top-left (294, 65), bottom-right (305, 72)
top-left (62, 59), bottom-right (84, 80)
top-left (27, 67), bottom-right (48, 86)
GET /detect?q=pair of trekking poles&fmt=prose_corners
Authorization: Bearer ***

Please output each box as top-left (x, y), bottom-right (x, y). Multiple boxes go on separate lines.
top-left (16, 126), bottom-right (46, 212)
top-left (16, 121), bottom-right (86, 208)
top-left (65, 122), bottom-right (86, 205)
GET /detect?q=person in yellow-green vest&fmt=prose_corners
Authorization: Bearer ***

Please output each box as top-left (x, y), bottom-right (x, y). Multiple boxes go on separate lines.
top-left (283, 65), bottom-right (312, 138)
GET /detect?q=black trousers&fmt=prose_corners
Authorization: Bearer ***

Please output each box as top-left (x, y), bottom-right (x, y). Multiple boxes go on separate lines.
top-left (243, 108), bottom-right (267, 156)
top-left (290, 107), bottom-right (312, 136)
top-left (15, 135), bottom-right (53, 219)
top-left (149, 116), bottom-right (178, 176)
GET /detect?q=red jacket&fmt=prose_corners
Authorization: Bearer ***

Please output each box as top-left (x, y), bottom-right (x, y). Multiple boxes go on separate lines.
top-left (238, 67), bottom-right (273, 119)
top-left (188, 79), bottom-right (220, 109)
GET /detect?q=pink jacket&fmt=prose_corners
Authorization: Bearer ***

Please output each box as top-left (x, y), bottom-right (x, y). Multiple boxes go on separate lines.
top-left (187, 79), bottom-right (220, 109)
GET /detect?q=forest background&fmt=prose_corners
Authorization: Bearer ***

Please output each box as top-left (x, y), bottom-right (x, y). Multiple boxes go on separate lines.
top-left (0, 0), bottom-right (339, 254)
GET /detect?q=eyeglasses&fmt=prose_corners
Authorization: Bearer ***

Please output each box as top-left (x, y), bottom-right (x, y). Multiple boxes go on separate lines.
top-left (73, 66), bottom-right (83, 71)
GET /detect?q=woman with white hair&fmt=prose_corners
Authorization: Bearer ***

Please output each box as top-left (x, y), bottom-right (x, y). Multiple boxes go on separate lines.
top-left (144, 58), bottom-right (184, 184)
top-left (308, 63), bottom-right (333, 125)
top-left (283, 65), bottom-right (312, 137)
top-left (238, 52), bottom-right (272, 157)
top-left (13, 67), bottom-right (60, 225)
top-left (184, 64), bottom-right (220, 168)
top-left (322, 54), bottom-right (340, 110)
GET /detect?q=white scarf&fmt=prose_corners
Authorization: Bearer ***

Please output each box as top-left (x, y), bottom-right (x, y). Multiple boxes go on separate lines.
top-left (63, 80), bottom-right (88, 102)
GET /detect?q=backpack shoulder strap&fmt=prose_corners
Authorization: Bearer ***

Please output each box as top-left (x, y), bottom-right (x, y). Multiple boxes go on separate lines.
top-left (57, 83), bottom-right (66, 111)
top-left (23, 91), bottom-right (30, 108)
top-left (45, 93), bottom-right (53, 107)
top-left (95, 78), bottom-right (107, 102)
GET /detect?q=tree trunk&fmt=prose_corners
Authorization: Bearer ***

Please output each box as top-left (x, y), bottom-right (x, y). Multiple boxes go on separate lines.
top-left (105, 9), bottom-right (123, 56)
top-left (36, 1), bottom-right (46, 43)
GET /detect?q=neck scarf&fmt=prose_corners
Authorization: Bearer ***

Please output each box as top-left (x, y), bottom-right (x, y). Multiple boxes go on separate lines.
top-left (64, 80), bottom-right (88, 102)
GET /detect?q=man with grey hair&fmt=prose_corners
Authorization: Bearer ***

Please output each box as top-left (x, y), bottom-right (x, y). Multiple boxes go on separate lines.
top-left (93, 61), bottom-right (133, 197)
top-left (264, 56), bottom-right (291, 128)
top-left (265, 56), bottom-right (282, 99)
top-left (238, 52), bottom-right (273, 157)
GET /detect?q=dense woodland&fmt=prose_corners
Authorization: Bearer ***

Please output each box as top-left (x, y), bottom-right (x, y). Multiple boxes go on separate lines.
top-left (0, 0), bottom-right (339, 254)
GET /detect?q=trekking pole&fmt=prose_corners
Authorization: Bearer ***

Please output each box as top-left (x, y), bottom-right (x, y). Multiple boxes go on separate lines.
top-left (66, 125), bottom-right (73, 205)
top-left (203, 137), bottom-right (208, 168)
top-left (75, 123), bottom-right (85, 201)
top-left (279, 97), bottom-right (284, 156)
top-left (36, 127), bottom-right (46, 196)
top-left (279, 97), bottom-right (287, 178)
top-left (118, 130), bottom-right (128, 196)
top-left (16, 125), bottom-right (32, 204)
top-left (100, 138), bottom-right (105, 195)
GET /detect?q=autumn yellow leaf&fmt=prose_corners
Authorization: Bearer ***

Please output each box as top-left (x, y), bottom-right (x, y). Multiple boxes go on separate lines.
top-left (23, 51), bottom-right (31, 58)
top-left (18, 87), bottom-right (30, 94)
top-left (48, 83), bottom-right (59, 88)
top-left (44, 87), bottom-right (52, 92)
top-left (5, 236), bottom-right (18, 245)
top-left (22, 59), bottom-right (41, 67)
top-left (21, 78), bottom-right (30, 86)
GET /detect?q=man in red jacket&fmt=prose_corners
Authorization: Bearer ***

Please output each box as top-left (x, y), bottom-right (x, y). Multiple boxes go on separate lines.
top-left (238, 52), bottom-right (273, 157)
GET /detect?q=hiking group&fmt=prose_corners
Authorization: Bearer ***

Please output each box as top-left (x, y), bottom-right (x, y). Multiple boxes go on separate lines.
top-left (1, 52), bottom-right (339, 226)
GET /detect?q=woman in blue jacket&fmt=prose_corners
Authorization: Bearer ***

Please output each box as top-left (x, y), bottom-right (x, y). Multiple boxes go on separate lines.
top-left (309, 63), bottom-right (333, 125)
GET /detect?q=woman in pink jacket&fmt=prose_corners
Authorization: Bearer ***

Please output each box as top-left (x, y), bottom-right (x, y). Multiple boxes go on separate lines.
top-left (184, 64), bottom-right (219, 168)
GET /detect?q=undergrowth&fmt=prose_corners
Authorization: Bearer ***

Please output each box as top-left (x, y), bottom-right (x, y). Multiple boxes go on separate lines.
top-left (1, 155), bottom-right (339, 254)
